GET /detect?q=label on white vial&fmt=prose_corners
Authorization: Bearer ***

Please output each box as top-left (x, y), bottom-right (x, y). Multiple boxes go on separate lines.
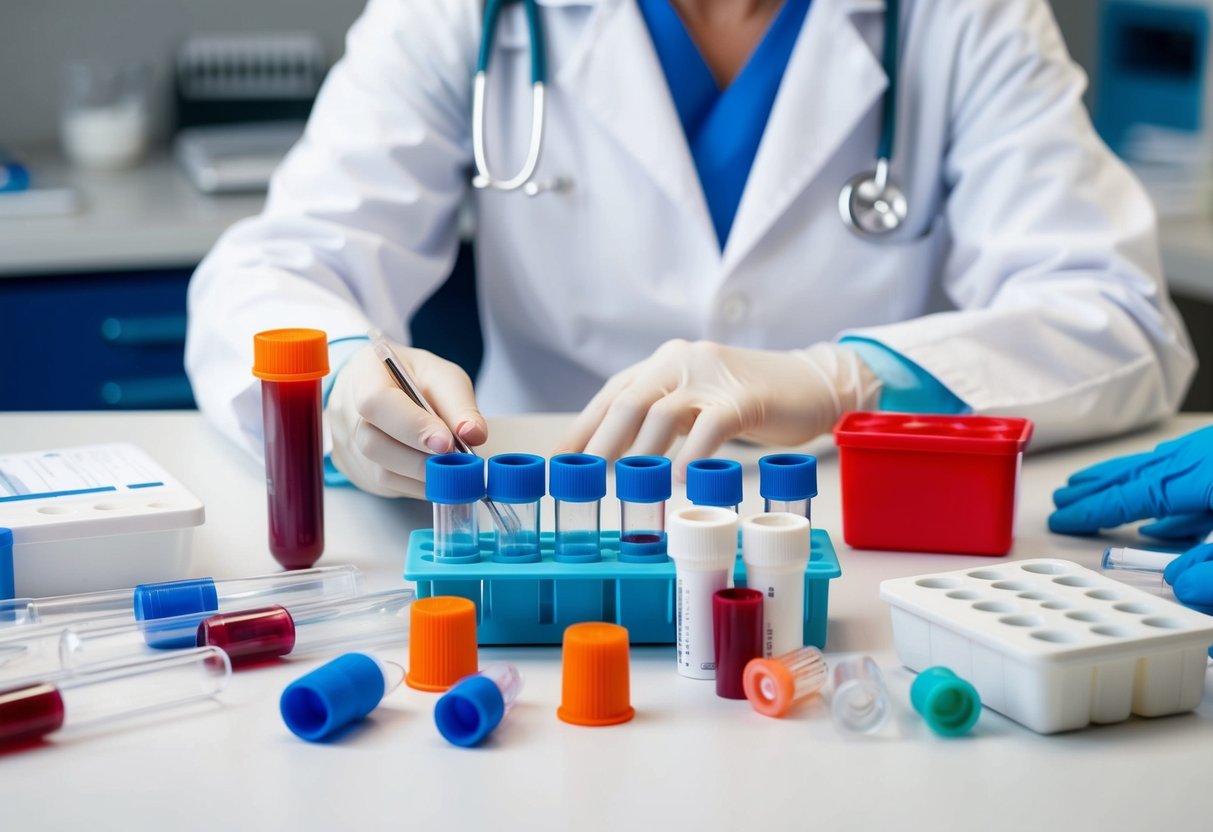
top-left (746, 566), bottom-right (806, 658)
top-left (675, 567), bottom-right (730, 679)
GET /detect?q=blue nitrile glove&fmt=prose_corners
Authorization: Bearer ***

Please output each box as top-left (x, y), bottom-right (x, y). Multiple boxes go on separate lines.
top-left (1049, 427), bottom-right (1213, 536)
top-left (1163, 542), bottom-right (1213, 616)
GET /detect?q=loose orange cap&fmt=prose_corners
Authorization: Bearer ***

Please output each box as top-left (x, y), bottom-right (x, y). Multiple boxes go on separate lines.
top-left (556, 622), bottom-right (634, 727)
top-left (406, 596), bottom-right (478, 692)
top-left (743, 657), bottom-right (796, 718)
top-left (252, 329), bottom-right (330, 381)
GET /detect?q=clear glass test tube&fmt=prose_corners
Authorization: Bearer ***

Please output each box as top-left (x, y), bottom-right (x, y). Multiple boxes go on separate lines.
top-left (759, 454), bottom-right (817, 523)
top-left (0, 565), bottom-right (361, 633)
top-left (61, 588), bottom-right (416, 669)
top-left (435, 662), bottom-right (525, 747)
top-left (550, 454), bottom-right (606, 563)
top-left (0, 646), bottom-right (230, 750)
top-left (831, 656), bottom-right (891, 734)
top-left (426, 454), bottom-right (486, 563)
top-left (616, 456), bottom-right (671, 563)
top-left (743, 646), bottom-right (829, 718)
top-left (1101, 547), bottom-right (1179, 594)
top-left (487, 454), bottom-right (545, 563)
top-left (686, 459), bottom-right (743, 513)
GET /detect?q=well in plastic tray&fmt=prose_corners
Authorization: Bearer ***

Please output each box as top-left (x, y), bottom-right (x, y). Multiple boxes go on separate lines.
top-left (880, 558), bottom-right (1213, 734)
top-left (405, 528), bottom-right (840, 646)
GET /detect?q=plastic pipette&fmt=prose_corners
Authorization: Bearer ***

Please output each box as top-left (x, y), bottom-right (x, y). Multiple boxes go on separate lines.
top-left (0, 647), bottom-right (230, 750)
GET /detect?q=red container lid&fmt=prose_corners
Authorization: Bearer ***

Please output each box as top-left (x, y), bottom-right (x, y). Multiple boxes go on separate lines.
top-left (833, 413), bottom-right (1033, 456)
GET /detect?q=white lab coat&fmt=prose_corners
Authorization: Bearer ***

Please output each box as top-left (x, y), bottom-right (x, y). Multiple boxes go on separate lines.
top-left (186, 0), bottom-right (1195, 456)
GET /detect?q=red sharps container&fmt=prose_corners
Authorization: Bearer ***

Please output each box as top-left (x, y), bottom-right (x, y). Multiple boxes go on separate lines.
top-left (252, 329), bottom-right (329, 569)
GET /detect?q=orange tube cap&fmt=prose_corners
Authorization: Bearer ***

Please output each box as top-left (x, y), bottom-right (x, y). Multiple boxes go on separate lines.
top-left (406, 596), bottom-right (478, 692)
top-left (743, 657), bottom-right (796, 718)
top-left (252, 329), bottom-right (330, 381)
top-left (556, 622), bottom-right (634, 727)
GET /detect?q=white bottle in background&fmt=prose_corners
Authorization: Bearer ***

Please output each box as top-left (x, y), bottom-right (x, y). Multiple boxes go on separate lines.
top-left (668, 506), bottom-right (738, 680)
top-left (742, 512), bottom-right (811, 657)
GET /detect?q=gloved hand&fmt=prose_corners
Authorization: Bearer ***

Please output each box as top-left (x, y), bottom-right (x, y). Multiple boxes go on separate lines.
top-left (556, 340), bottom-right (881, 477)
top-left (328, 341), bottom-right (487, 498)
top-left (1048, 426), bottom-right (1213, 536)
top-left (1163, 542), bottom-right (1213, 616)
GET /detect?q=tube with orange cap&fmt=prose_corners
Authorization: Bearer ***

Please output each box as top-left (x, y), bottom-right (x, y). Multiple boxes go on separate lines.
top-left (743, 645), bottom-right (828, 718)
top-left (252, 329), bottom-right (330, 569)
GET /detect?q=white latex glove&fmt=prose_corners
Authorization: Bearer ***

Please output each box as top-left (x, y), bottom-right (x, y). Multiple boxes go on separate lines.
top-left (329, 341), bottom-right (487, 498)
top-left (557, 340), bottom-right (881, 478)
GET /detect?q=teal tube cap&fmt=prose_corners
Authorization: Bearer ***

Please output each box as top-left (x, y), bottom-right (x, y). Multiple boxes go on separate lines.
top-left (910, 666), bottom-right (981, 737)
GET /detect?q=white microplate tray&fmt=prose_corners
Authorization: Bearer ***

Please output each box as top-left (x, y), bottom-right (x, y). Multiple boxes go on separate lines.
top-left (880, 558), bottom-right (1213, 734)
top-left (0, 444), bottom-right (204, 597)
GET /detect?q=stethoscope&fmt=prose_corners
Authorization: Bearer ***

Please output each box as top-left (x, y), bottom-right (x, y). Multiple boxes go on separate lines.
top-left (472, 0), bottom-right (908, 238)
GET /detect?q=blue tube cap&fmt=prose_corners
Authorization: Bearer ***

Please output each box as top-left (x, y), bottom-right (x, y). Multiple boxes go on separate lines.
top-left (434, 674), bottom-right (506, 747)
top-left (281, 652), bottom-right (387, 742)
top-left (0, 528), bottom-right (12, 601)
top-left (426, 453), bottom-right (486, 504)
top-left (686, 459), bottom-right (743, 507)
top-left (615, 456), bottom-right (672, 503)
top-left (759, 454), bottom-right (818, 501)
top-left (910, 666), bottom-right (981, 737)
top-left (487, 454), bottom-right (546, 503)
top-left (549, 454), bottom-right (607, 502)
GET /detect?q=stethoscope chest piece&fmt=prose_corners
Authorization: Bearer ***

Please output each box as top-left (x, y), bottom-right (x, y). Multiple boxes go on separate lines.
top-left (839, 158), bottom-right (908, 238)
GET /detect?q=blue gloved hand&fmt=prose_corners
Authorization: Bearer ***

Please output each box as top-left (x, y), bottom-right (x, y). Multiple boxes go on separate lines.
top-left (1163, 542), bottom-right (1213, 616)
top-left (1049, 426), bottom-right (1213, 536)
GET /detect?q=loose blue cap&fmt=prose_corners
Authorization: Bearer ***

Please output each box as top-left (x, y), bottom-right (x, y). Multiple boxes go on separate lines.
top-left (686, 459), bottom-right (743, 507)
top-left (910, 666), bottom-right (981, 737)
top-left (487, 454), bottom-right (546, 503)
top-left (0, 528), bottom-right (13, 601)
top-left (549, 454), bottom-right (607, 503)
top-left (759, 454), bottom-right (818, 501)
top-left (280, 652), bottom-right (386, 742)
top-left (434, 674), bottom-right (506, 747)
top-left (615, 456), bottom-right (672, 504)
top-left (426, 453), bottom-right (486, 505)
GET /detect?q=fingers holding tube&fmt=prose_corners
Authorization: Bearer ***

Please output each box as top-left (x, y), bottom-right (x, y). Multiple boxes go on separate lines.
top-left (405, 349), bottom-right (488, 447)
top-left (1163, 542), bottom-right (1213, 587)
top-left (1171, 560), bottom-right (1213, 615)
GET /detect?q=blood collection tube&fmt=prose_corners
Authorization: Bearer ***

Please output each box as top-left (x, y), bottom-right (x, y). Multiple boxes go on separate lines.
top-left (713, 588), bottom-right (763, 699)
top-left (759, 454), bottom-right (816, 521)
top-left (280, 651), bottom-right (405, 742)
top-left (550, 454), bottom-right (607, 562)
top-left (741, 513), bottom-right (811, 657)
top-left (668, 506), bottom-right (738, 679)
top-left (487, 454), bottom-right (545, 563)
top-left (686, 459), bottom-right (743, 513)
top-left (616, 456), bottom-right (671, 563)
top-left (61, 588), bottom-right (415, 669)
top-left (252, 328), bottom-right (329, 570)
top-left (435, 662), bottom-right (525, 747)
top-left (426, 454), bottom-right (486, 563)
top-left (831, 656), bottom-right (891, 734)
top-left (1102, 547), bottom-right (1179, 593)
top-left (0, 646), bottom-right (230, 750)
top-left (743, 646), bottom-right (829, 717)
top-left (0, 565), bottom-right (360, 637)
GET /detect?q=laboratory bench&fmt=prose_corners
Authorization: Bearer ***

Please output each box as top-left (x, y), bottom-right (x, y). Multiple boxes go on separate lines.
top-left (0, 411), bottom-right (1209, 831)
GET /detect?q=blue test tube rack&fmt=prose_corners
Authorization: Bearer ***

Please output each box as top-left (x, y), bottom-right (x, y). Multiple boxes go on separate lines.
top-left (403, 528), bottom-right (841, 646)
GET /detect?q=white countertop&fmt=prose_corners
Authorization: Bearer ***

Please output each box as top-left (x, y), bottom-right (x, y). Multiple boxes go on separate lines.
top-left (0, 411), bottom-right (1209, 831)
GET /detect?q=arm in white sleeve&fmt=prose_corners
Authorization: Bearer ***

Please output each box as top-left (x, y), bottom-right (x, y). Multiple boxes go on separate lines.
top-left (185, 0), bottom-right (480, 458)
top-left (844, 0), bottom-right (1195, 449)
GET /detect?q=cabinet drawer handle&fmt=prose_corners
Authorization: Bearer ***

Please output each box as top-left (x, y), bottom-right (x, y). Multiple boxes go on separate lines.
top-left (100, 315), bottom-right (188, 346)
top-left (101, 377), bottom-right (195, 408)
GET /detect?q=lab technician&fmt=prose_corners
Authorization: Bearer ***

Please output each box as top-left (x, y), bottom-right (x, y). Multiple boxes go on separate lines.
top-left (187, 0), bottom-right (1195, 498)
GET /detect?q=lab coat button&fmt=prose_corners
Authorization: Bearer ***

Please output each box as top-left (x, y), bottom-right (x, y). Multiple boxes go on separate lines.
top-left (720, 294), bottom-right (750, 324)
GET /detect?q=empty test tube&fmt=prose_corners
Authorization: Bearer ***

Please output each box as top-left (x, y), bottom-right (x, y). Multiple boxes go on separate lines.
top-left (616, 456), bottom-right (672, 563)
top-left (831, 656), bottom-right (891, 734)
top-left (743, 646), bottom-right (828, 717)
top-left (0, 647), bottom-right (230, 750)
top-left (759, 454), bottom-right (816, 521)
top-left (61, 589), bottom-right (415, 669)
top-left (687, 459), bottom-right (743, 513)
top-left (1102, 547), bottom-right (1178, 581)
top-left (550, 454), bottom-right (607, 562)
top-left (487, 454), bottom-right (545, 563)
top-left (426, 454), bottom-right (486, 563)
top-left (435, 662), bottom-right (525, 747)
top-left (280, 651), bottom-right (405, 742)
top-left (0, 565), bottom-right (361, 634)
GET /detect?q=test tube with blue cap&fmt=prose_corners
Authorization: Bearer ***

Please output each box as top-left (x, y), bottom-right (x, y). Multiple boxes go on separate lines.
top-left (759, 454), bottom-right (817, 521)
top-left (687, 459), bottom-right (743, 513)
top-left (550, 454), bottom-right (607, 562)
top-left (426, 454), bottom-right (486, 563)
top-left (616, 456), bottom-right (671, 562)
top-left (435, 662), bottom-right (525, 747)
top-left (487, 454), bottom-right (545, 563)
top-left (280, 651), bottom-right (405, 742)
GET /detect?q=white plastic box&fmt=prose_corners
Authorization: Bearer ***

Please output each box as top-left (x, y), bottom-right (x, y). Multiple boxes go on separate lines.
top-left (0, 444), bottom-right (204, 597)
top-left (880, 559), bottom-right (1213, 734)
